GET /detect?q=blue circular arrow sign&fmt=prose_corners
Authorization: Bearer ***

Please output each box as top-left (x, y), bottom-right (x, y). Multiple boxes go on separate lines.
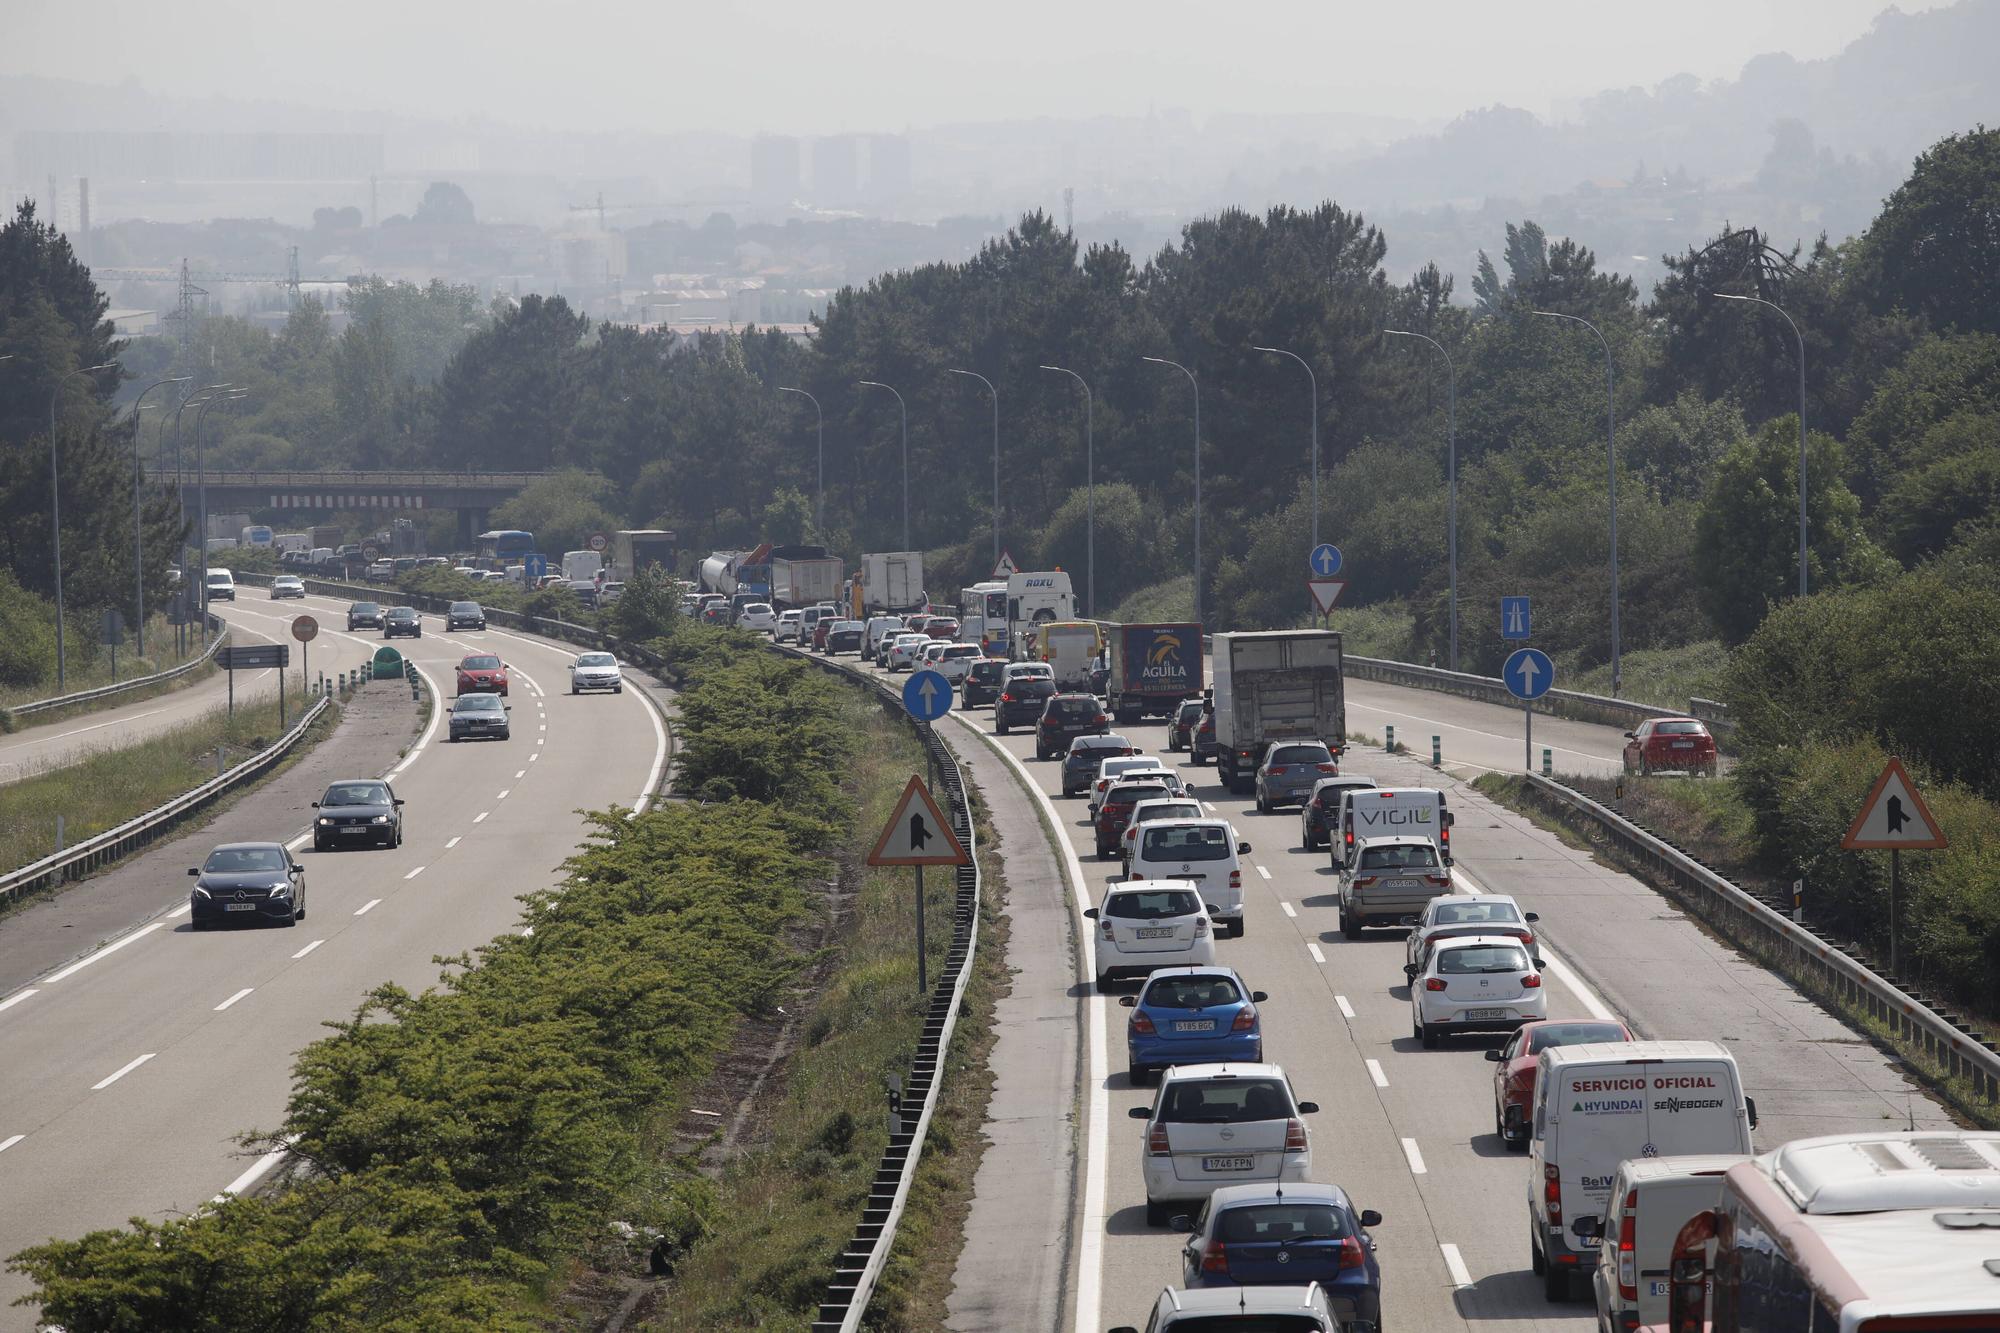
top-left (1503, 647), bottom-right (1556, 701)
top-left (902, 668), bottom-right (953, 721)
top-left (1309, 542), bottom-right (1343, 577)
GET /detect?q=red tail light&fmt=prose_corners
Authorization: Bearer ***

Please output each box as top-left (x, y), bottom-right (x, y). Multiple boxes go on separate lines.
top-left (1425, 874), bottom-right (1450, 886)
top-left (1130, 1010), bottom-right (1156, 1035)
top-left (1000, 692), bottom-right (1014, 702)
top-left (1344, 829), bottom-right (1354, 851)
top-left (1228, 870), bottom-right (1241, 889)
top-left (1352, 875), bottom-right (1377, 887)
top-left (1268, 765), bottom-right (1287, 776)
top-left (1424, 978), bottom-right (1446, 991)
top-left (1543, 1163), bottom-right (1562, 1224)
top-left (1668, 1210), bottom-right (1716, 1333)
top-left (1522, 974), bottom-right (1542, 988)
top-left (1148, 1124), bottom-right (1171, 1156)
top-left (1095, 714), bottom-right (1110, 724)
top-left (1617, 1188), bottom-right (1638, 1300)
top-left (1193, 916), bottom-right (1210, 937)
top-left (1337, 1236), bottom-right (1367, 1270)
top-left (1099, 919), bottom-right (1115, 941)
top-left (1317, 763), bottom-right (1338, 773)
top-left (1231, 1008), bottom-right (1257, 1032)
top-left (1284, 1117), bottom-right (1308, 1152)
top-left (1200, 1240), bottom-right (1228, 1274)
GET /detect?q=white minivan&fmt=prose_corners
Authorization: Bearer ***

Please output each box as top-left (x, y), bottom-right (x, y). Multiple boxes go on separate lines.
top-left (1584, 1153), bottom-right (1745, 1331)
top-left (1127, 819), bottom-right (1249, 937)
top-left (1528, 1041), bottom-right (1757, 1302)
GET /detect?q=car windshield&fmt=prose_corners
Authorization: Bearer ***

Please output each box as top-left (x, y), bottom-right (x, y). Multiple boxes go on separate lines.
top-left (942, 645), bottom-right (979, 657)
top-left (462, 655), bottom-right (501, 670)
top-left (353, 603), bottom-right (380, 614)
top-left (455, 695), bottom-right (503, 713)
top-left (1009, 666), bottom-right (1053, 680)
top-left (322, 783), bottom-right (389, 805)
top-left (1359, 844), bottom-right (1440, 870)
top-left (1143, 975), bottom-right (1242, 1010)
top-left (1159, 1077), bottom-right (1293, 1125)
top-left (387, 608), bottom-right (415, 619)
top-left (1177, 701), bottom-right (1204, 721)
top-left (203, 847), bottom-right (286, 873)
top-left (1437, 944), bottom-right (1530, 974)
top-left (576, 653), bottom-right (615, 668)
top-left (450, 602), bottom-right (479, 613)
top-left (1271, 744), bottom-right (1332, 765)
top-left (1528, 1021), bottom-right (1631, 1054)
top-left (1143, 825), bottom-right (1230, 860)
top-left (1217, 1202), bottom-right (1349, 1243)
top-left (743, 603), bottom-right (772, 614)
top-left (1103, 889), bottom-right (1200, 920)
top-left (971, 662), bottom-right (1005, 679)
top-left (1655, 721), bottom-right (1708, 736)
top-left (1431, 901), bottom-right (1521, 926)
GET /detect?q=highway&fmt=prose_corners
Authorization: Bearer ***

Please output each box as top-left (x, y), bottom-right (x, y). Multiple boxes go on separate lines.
top-left (827, 646), bottom-right (1952, 1332)
top-left (0, 590), bottom-right (669, 1329)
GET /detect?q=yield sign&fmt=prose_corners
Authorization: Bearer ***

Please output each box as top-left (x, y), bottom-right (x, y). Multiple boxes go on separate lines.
top-left (1841, 757), bottom-right (1947, 850)
top-left (992, 549), bottom-right (1018, 579)
top-left (1306, 579), bottom-right (1347, 617)
top-left (868, 775), bottom-right (970, 867)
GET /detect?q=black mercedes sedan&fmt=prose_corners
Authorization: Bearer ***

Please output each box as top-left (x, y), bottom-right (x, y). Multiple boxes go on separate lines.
top-left (311, 779), bottom-right (404, 850)
top-left (347, 601), bottom-right (385, 631)
top-left (445, 600), bottom-right (487, 631)
top-left (383, 607), bottom-right (422, 638)
top-left (189, 842), bottom-right (305, 928)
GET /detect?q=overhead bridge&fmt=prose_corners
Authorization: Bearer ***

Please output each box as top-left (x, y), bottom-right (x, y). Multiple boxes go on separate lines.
top-left (146, 470), bottom-right (553, 544)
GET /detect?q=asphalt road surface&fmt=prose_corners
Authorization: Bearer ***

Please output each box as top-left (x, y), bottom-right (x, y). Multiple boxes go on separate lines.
top-left (0, 591), bottom-right (669, 1328)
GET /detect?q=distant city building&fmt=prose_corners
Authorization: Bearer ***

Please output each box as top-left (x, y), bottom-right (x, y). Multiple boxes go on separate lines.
top-left (15, 130), bottom-right (384, 182)
top-left (811, 135), bottom-right (860, 210)
top-left (750, 135), bottom-right (801, 214)
top-left (867, 134), bottom-right (912, 210)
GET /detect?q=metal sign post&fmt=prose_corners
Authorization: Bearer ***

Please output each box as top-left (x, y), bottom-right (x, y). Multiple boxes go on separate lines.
top-left (1841, 756), bottom-right (1948, 976)
top-left (1502, 647), bottom-right (1555, 771)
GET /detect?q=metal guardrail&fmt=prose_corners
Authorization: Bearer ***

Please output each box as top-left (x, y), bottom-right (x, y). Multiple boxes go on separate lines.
top-left (144, 469), bottom-right (552, 488)
top-left (1522, 772), bottom-right (2000, 1107)
top-left (1342, 653), bottom-right (1725, 734)
top-left (780, 645), bottom-right (981, 1333)
top-left (0, 692), bottom-right (332, 905)
top-left (7, 615), bottom-right (227, 722)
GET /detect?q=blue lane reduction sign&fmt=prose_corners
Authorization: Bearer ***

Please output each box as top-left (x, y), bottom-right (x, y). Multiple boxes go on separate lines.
top-left (1501, 596), bottom-right (1532, 641)
top-left (1309, 543), bottom-right (1343, 577)
top-left (903, 668), bottom-right (953, 721)
top-left (1503, 647), bottom-right (1555, 701)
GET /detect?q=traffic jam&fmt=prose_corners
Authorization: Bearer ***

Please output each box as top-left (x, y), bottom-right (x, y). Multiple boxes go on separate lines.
top-left (714, 547), bottom-right (2000, 1333)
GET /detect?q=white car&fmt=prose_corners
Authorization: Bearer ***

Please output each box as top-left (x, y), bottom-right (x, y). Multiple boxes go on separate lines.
top-left (1404, 893), bottom-right (1540, 972)
top-left (1087, 879), bottom-right (1216, 989)
top-left (268, 575), bottom-right (305, 599)
top-left (932, 643), bottom-right (984, 683)
top-left (885, 633), bottom-right (931, 671)
top-left (1126, 819), bottom-right (1249, 936)
top-left (1409, 935), bottom-right (1546, 1048)
top-left (773, 609), bottom-right (804, 643)
top-left (1132, 1062), bottom-right (1318, 1227)
top-left (1090, 757), bottom-right (1180, 818)
top-left (204, 569), bottom-right (236, 602)
top-left (569, 651), bottom-right (623, 695)
top-left (736, 602), bottom-right (778, 632)
top-left (919, 640), bottom-right (950, 667)
top-left (863, 616), bottom-right (906, 661)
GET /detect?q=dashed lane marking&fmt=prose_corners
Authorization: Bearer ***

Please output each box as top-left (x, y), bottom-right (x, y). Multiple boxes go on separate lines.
top-left (1401, 1137), bottom-right (1427, 1174)
top-left (1365, 1059), bottom-right (1389, 1088)
top-left (290, 940), bottom-right (323, 960)
top-left (1281, 901), bottom-right (1297, 917)
top-left (214, 988), bottom-right (254, 1011)
top-left (1306, 942), bottom-right (1326, 964)
top-left (353, 898), bottom-right (381, 916)
top-left (473, 811), bottom-right (489, 824)
top-left (1335, 994), bottom-right (1356, 1020)
top-left (445, 836), bottom-right (461, 849)
top-left (403, 866), bottom-right (425, 880)
top-left (92, 1053), bottom-right (155, 1090)
top-left (1440, 1243), bottom-right (1473, 1288)
top-left (0, 1134), bottom-right (24, 1153)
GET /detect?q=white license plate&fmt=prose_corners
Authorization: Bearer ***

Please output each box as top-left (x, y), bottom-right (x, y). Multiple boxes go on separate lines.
top-left (340, 827), bottom-right (369, 835)
top-left (1136, 927), bottom-right (1176, 939)
top-left (1386, 878), bottom-right (1420, 889)
top-left (1173, 1020), bottom-right (1214, 1032)
top-left (1464, 1008), bottom-right (1506, 1020)
top-left (1649, 1281), bottom-right (1670, 1297)
top-left (224, 902), bottom-right (256, 912)
top-left (1673, 740), bottom-right (1695, 749)
top-left (1202, 1155), bottom-right (1254, 1172)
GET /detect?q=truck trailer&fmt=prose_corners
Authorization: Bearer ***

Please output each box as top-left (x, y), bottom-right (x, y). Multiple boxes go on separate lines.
top-left (1104, 621), bottom-right (1204, 723)
top-left (1209, 630), bottom-right (1346, 794)
top-left (768, 548), bottom-right (844, 609)
top-left (858, 551), bottom-right (925, 614)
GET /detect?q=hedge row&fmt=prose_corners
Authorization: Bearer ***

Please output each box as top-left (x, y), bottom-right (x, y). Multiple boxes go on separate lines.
top-left (10, 639), bottom-right (856, 1331)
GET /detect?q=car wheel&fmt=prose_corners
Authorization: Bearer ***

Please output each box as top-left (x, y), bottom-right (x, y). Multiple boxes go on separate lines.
top-left (1543, 1260), bottom-right (1568, 1302)
top-left (313, 837), bottom-right (326, 854)
top-left (1532, 1234), bottom-right (1547, 1276)
top-left (571, 686), bottom-right (578, 695)
top-left (995, 719), bottom-right (1008, 735)
top-left (282, 907), bottom-right (298, 927)
top-left (1420, 1021), bottom-right (1437, 1049)
top-left (1127, 1062), bottom-right (1149, 1085)
top-left (1343, 914), bottom-right (1361, 941)
top-left (1231, 916), bottom-right (1246, 939)
top-left (614, 686), bottom-right (623, 693)
top-left (1145, 1197), bottom-right (1173, 1228)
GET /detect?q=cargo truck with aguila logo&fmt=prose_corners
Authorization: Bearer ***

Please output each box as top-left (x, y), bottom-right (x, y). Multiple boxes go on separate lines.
top-left (1103, 622), bottom-right (1204, 724)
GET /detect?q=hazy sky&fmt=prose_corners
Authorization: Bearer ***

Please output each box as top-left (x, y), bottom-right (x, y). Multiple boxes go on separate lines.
top-left (4, 0), bottom-right (1950, 136)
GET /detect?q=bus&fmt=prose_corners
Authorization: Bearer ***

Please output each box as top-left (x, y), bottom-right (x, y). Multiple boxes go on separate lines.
top-left (959, 582), bottom-right (1010, 655)
top-left (1656, 1130), bottom-right (2000, 1332)
top-left (476, 530), bottom-right (536, 562)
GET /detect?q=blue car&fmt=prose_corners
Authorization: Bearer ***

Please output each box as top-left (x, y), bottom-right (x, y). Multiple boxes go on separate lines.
top-left (1178, 1182), bottom-right (1383, 1326)
top-left (1121, 966), bottom-right (1265, 1083)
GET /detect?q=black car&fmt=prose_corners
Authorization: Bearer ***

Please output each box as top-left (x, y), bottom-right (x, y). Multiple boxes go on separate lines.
top-left (1062, 734), bottom-right (1137, 797)
top-left (311, 779), bottom-right (403, 850)
top-left (1036, 692), bottom-right (1110, 760)
top-left (825, 621), bottom-right (866, 654)
top-left (963, 658), bottom-right (1007, 708)
top-left (994, 668), bottom-right (1057, 734)
top-left (445, 600), bottom-right (486, 631)
top-left (383, 607), bottom-right (422, 638)
top-left (449, 692), bottom-right (511, 741)
top-left (188, 841), bottom-right (305, 928)
top-left (1167, 698), bottom-right (1205, 751)
top-left (347, 601), bottom-right (385, 631)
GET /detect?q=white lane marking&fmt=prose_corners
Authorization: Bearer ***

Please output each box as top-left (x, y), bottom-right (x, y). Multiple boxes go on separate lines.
top-left (1281, 901), bottom-right (1297, 918)
top-left (497, 789), bottom-right (510, 799)
top-left (290, 939), bottom-right (323, 960)
top-left (538, 723), bottom-right (546, 731)
top-left (388, 662), bottom-right (445, 774)
top-left (536, 737), bottom-right (544, 745)
top-left (168, 903), bottom-right (191, 918)
top-left (0, 1134), bottom-right (24, 1154)
top-left (43, 922), bottom-right (163, 984)
top-left (403, 865), bottom-right (426, 880)
top-left (445, 836), bottom-right (461, 849)
top-left (353, 898), bottom-right (381, 916)
top-left (1452, 866), bottom-right (1618, 1021)
top-left (24, 707), bottom-right (165, 746)
top-left (1440, 1242), bottom-right (1473, 1288)
top-left (1202, 800), bottom-right (1217, 812)
top-left (473, 811), bottom-right (489, 824)
top-left (92, 1053), bottom-right (156, 1090)
top-left (1365, 1058), bottom-right (1389, 1088)
top-left (213, 988), bottom-right (254, 1011)
top-left (286, 831), bottom-right (311, 851)
top-left (514, 769), bottom-right (525, 779)
top-left (529, 752), bottom-right (540, 762)
top-left (216, 1138), bottom-right (294, 1200)
top-left (1335, 994), bottom-right (1356, 1020)
top-left (1401, 1137), bottom-right (1427, 1175)
top-left (0, 988), bottom-right (39, 1014)
top-left (629, 681), bottom-right (670, 815)
top-left (1255, 864), bottom-right (1271, 880)
top-left (1306, 941), bottom-right (1326, 964)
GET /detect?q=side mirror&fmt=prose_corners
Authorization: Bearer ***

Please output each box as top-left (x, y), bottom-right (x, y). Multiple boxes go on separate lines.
top-left (1118, 995), bottom-right (1136, 1008)
top-left (1623, 731), bottom-right (1637, 740)
top-left (1525, 911), bottom-right (1540, 923)
top-left (393, 798), bottom-right (406, 807)
top-left (1205, 904), bottom-right (1223, 917)
top-left (1296, 1100), bottom-right (1319, 1114)
top-left (1250, 991), bottom-right (1268, 1003)
top-left (1359, 1209), bottom-right (1383, 1227)
top-left (1403, 964), bottom-right (1417, 979)
top-left (289, 865), bottom-right (303, 877)
top-left (310, 801), bottom-right (320, 808)
top-left (1532, 956), bottom-right (1546, 969)
top-left (1573, 1216), bottom-right (1602, 1241)
top-left (1170, 1214), bottom-right (1196, 1233)
top-left (1746, 1096), bottom-right (1758, 1129)
top-left (1400, 915), bottom-right (1419, 927)
top-left (1083, 907), bottom-right (1099, 920)
top-left (1126, 1106), bottom-right (1151, 1120)
top-left (1484, 1048), bottom-right (1505, 1062)
top-left (187, 867), bottom-right (200, 876)
top-left (1237, 842), bottom-right (1251, 855)
top-left (504, 705), bottom-right (512, 711)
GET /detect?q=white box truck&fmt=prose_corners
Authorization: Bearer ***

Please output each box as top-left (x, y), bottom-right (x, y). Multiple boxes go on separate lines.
top-left (1209, 630), bottom-right (1346, 794)
top-left (769, 550), bottom-right (844, 610)
top-left (562, 550), bottom-right (603, 583)
top-left (859, 551), bottom-right (925, 614)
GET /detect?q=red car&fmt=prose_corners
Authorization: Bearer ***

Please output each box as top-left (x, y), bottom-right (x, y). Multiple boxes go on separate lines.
top-left (924, 617), bottom-right (961, 641)
top-left (1623, 718), bottom-right (1718, 777)
top-left (1486, 1018), bottom-right (1634, 1148)
top-left (812, 619), bottom-right (833, 651)
top-left (455, 652), bottom-right (509, 696)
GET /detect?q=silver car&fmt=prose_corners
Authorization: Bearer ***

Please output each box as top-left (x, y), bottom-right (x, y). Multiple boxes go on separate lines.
top-left (569, 651), bottom-right (623, 694)
top-left (1254, 742), bottom-right (1339, 813)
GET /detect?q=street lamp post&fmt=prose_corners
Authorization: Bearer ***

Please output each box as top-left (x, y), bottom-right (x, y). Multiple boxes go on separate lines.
top-left (1383, 329), bottom-right (1459, 669)
top-left (129, 376), bottom-right (191, 658)
top-left (776, 387), bottom-right (824, 538)
top-left (1251, 345), bottom-right (1321, 551)
top-left (194, 390), bottom-right (249, 608)
top-left (857, 381), bottom-right (909, 550)
top-left (1711, 292), bottom-right (1810, 598)
top-left (49, 362), bottom-right (118, 690)
top-left (1531, 310), bottom-right (1621, 695)
top-left (1038, 365), bottom-right (1095, 615)
top-left (1142, 356), bottom-right (1203, 629)
top-left (945, 369), bottom-right (1000, 574)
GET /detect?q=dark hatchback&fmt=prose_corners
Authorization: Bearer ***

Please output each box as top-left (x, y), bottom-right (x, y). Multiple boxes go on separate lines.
top-left (825, 621), bottom-right (866, 654)
top-left (311, 779), bottom-right (403, 851)
top-left (994, 670), bottom-right (1057, 733)
top-left (188, 842), bottom-right (305, 928)
top-left (1178, 1182), bottom-right (1383, 1326)
top-left (346, 601), bottom-right (385, 631)
top-left (449, 693), bottom-right (511, 741)
top-left (1095, 779), bottom-right (1174, 858)
top-left (1036, 692), bottom-right (1111, 760)
top-left (446, 600), bottom-right (486, 631)
top-left (1167, 698), bottom-right (1204, 751)
top-left (962, 659), bottom-right (1007, 708)
top-left (383, 607), bottom-right (422, 638)
top-left (1062, 734), bottom-right (1137, 796)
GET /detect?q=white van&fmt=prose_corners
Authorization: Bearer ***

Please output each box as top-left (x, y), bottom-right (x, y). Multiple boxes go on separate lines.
top-left (1585, 1153), bottom-right (1745, 1331)
top-left (1528, 1041), bottom-right (1756, 1302)
top-left (864, 616), bottom-right (906, 660)
top-left (1335, 786), bottom-right (1452, 870)
top-left (1126, 818), bottom-right (1249, 936)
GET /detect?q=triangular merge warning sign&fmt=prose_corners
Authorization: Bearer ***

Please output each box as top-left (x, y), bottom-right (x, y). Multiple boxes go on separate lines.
top-left (867, 775), bottom-right (971, 867)
top-left (1306, 578), bottom-right (1347, 617)
top-left (992, 549), bottom-right (1018, 580)
top-left (1841, 756), bottom-right (1947, 850)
